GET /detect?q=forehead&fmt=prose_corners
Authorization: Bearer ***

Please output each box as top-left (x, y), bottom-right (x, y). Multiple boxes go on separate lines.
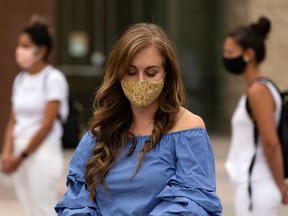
top-left (17, 33), bottom-right (34, 45)
top-left (131, 45), bottom-right (164, 66)
top-left (224, 37), bottom-right (242, 50)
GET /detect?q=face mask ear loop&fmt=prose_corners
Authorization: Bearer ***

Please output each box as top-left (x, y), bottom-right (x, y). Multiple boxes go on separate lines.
top-left (34, 46), bottom-right (42, 61)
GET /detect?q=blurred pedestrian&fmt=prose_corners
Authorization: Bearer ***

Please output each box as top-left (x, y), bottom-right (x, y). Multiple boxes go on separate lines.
top-left (0, 15), bottom-right (69, 216)
top-left (223, 16), bottom-right (288, 216)
top-left (55, 22), bottom-right (222, 215)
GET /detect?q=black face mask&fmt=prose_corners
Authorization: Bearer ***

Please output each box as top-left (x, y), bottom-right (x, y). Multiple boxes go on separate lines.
top-left (222, 56), bottom-right (247, 75)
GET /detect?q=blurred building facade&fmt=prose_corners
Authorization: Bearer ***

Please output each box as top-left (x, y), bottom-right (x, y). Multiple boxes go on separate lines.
top-left (1, 0), bottom-right (288, 150)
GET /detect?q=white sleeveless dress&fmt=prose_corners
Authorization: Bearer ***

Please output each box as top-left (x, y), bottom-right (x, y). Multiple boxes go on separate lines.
top-left (226, 80), bottom-right (282, 216)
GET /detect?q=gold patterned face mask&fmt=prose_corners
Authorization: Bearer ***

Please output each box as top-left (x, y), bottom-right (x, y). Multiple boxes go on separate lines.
top-left (121, 79), bottom-right (164, 107)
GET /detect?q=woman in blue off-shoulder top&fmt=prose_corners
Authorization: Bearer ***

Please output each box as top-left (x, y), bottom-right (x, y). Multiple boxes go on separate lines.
top-left (55, 22), bottom-right (222, 216)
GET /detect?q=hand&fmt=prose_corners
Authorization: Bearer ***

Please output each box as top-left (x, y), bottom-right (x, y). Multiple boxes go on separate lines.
top-left (280, 183), bottom-right (288, 205)
top-left (1, 154), bottom-right (10, 173)
top-left (1, 154), bottom-right (22, 174)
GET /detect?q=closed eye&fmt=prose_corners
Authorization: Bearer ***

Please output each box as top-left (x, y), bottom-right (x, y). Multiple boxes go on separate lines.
top-left (146, 72), bottom-right (156, 77)
top-left (127, 67), bottom-right (137, 76)
top-left (145, 67), bottom-right (159, 77)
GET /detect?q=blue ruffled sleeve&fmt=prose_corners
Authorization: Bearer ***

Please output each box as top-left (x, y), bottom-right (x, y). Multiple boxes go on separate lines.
top-left (149, 129), bottom-right (222, 216)
top-left (55, 131), bottom-right (101, 216)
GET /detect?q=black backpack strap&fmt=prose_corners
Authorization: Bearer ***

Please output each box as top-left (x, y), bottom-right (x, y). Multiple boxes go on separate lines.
top-left (255, 77), bottom-right (281, 94)
top-left (246, 97), bottom-right (259, 211)
top-left (279, 91), bottom-right (288, 178)
top-left (245, 78), bottom-right (276, 211)
top-left (258, 79), bottom-right (288, 178)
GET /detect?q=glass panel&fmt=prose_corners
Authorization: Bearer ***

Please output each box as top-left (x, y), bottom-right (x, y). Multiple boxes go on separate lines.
top-left (56, 0), bottom-right (224, 133)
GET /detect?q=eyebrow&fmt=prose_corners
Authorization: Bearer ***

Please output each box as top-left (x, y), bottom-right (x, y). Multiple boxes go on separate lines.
top-left (130, 65), bottom-right (160, 70)
top-left (18, 42), bottom-right (36, 47)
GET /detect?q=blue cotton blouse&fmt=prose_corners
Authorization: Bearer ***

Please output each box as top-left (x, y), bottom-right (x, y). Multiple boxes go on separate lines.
top-left (55, 128), bottom-right (222, 216)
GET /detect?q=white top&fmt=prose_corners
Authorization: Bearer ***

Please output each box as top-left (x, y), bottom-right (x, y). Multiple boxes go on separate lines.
top-left (12, 65), bottom-right (69, 141)
top-left (225, 80), bottom-right (282, 185)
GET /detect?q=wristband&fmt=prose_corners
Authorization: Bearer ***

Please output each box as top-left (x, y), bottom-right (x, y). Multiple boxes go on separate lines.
top-left (20, 151), bottom-right (29, 159)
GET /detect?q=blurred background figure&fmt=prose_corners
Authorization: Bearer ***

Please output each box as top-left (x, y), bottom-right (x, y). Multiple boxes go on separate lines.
top-left (0, 15), bottom-right (69, 216)
top-left (223, 16), bottom-right (288, 216)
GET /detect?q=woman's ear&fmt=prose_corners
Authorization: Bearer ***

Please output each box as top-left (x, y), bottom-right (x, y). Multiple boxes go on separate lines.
top-left (37, 46), bottom-right (48, 60)
top-left (243, 48), bottom-right (255, 63)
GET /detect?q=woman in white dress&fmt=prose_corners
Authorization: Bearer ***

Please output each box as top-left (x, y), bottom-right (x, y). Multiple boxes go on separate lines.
top-left (0, 15), bottom-right (69, 216)
top-left (223, 16), bottom-right (288, 216)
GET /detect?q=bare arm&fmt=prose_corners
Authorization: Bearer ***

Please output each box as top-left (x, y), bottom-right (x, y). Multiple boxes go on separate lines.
top-left (248, 83), bottom-right (288, 204)
top-left (1, 111), bottom-right (16, 173)
top-left (1, 111), bottom-right (15, 157)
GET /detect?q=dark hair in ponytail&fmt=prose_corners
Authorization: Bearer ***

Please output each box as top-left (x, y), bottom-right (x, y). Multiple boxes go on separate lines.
top-left (227, 16), bottom-right (271, 63)
top-left (22, 15), bottom-right (53, 60)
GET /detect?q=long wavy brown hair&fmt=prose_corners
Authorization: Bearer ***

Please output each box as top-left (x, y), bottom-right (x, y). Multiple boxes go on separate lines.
top-left (86, 23), bottom-right (185, 199)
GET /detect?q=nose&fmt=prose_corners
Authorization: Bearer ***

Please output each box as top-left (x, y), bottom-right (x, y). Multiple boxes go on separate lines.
top-left (138, 71), bottom-right (144, 81)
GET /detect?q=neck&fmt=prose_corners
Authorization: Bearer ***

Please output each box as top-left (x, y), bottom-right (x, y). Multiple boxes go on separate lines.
top-left (243, 63), bottom-right (263, 87)
top-left (131, 102), bottom-right (158, 136)
top-left (28, 61), bottom-right (48, 75)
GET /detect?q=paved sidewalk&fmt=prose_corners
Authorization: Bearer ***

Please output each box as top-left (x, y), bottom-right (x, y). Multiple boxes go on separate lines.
top-left (0, 136), bottom-right (287, 215)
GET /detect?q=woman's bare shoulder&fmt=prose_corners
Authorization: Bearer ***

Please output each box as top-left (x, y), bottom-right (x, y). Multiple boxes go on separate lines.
top-left (169, 107), bottom-right (205, 132)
